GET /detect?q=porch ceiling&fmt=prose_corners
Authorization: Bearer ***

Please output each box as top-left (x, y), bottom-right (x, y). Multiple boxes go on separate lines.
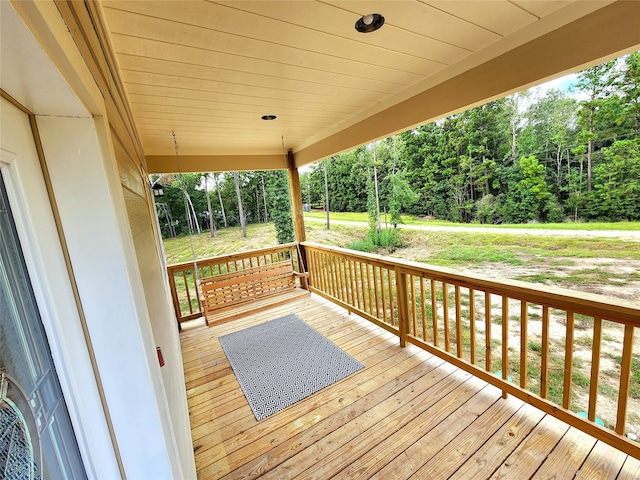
top-left (98, 1), bottom-right (640, 172)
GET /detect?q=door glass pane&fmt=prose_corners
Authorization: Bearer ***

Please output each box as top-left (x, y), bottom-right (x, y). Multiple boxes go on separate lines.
top-left (0, 172), bottom-right (87, 479)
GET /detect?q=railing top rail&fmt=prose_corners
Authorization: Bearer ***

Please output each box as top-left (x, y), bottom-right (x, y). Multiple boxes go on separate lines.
top-left (302, 241), bottom-right (640, 325)
top-left (167, 243), bottom-right (299, 272)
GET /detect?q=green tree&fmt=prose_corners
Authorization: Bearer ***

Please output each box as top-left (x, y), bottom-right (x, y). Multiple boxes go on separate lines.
top-left (387, 171), bottom-right (418, 227)
top-left (575, 60), bottom-right (618, 192)
top-left (268, 170), bottom-right (295, 243)
top-left (620, 52), bottom-right (640, 136)
top-left (589, 139), bottom-right (640, 220)
top-left (524, 89), bottom-right (577, 191)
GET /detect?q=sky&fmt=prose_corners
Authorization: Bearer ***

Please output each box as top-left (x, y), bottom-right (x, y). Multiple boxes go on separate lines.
top-left (539, 73), bottom-right (578, 94)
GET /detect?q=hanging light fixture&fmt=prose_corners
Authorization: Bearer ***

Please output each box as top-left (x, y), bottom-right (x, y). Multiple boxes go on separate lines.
top-left (355, 13), bottom-right (385, 33)
top-left (151, 182), bottom-right (164, 198)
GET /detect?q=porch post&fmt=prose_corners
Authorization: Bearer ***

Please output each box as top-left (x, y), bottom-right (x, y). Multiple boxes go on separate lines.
top-left (286, 151), bottom-right (306, 243)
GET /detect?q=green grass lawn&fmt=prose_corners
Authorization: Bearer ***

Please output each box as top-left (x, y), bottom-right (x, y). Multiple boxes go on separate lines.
top-left (163, 220), bottom-right (640, 293)
top-left (163, 223), bottom-right (279, 264)
top-left (165, 216), bottom-right (639, 298)
top-left (303, 211), bottom-right (640, 230)
top-left (400, 230), bottom-right (640, 264)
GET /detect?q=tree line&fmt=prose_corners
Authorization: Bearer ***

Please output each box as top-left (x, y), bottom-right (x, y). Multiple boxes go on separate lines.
top-left (303, 53), bottom-right (640, 224)
top-left (153, 170), bottom-right (294, 242)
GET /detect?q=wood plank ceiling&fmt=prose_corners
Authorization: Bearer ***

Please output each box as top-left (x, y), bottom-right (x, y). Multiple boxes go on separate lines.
top-left (98, 1), bottom-right (640, 170)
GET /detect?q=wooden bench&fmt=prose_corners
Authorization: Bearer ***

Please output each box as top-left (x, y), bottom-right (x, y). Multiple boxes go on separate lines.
top-left (200, 259), bottom-right (309, 326)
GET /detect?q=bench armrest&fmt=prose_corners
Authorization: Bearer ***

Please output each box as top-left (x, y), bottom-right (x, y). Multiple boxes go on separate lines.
top-left (293, 271), bottom-right (310, 290)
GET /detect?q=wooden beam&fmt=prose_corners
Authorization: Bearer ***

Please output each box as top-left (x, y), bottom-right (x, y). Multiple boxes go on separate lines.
top-left (294, 1), bottom-right (640, 167)
top-left (286, 151), bottom-right (306, 243)
top-left (146, 154), bottom-right (286, 174)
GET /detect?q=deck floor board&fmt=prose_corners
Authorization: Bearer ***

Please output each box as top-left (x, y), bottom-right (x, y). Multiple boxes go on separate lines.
top-left (180, 294), bottom-right (638, 479)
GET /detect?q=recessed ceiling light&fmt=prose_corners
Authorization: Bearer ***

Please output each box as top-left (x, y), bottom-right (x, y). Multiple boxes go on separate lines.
top-left (355, 13), bottom-right (385, 33)
top-left (261, 114), bottom-right (277, 120)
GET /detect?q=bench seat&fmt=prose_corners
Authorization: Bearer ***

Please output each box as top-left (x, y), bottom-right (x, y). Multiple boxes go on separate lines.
top-left (200, 259), bottom-right (309, 326)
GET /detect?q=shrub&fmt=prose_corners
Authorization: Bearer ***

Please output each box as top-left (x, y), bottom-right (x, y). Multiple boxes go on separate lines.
top-left (348, 228), bottom-right (403, 253)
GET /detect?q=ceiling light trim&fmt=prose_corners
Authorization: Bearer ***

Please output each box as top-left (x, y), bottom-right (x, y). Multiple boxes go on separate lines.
top-left (355, 13), bottom-right (385, 33)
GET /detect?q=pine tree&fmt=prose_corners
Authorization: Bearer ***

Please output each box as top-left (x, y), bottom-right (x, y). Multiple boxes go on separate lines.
top-left (268, 170), bottom-right (295, 244)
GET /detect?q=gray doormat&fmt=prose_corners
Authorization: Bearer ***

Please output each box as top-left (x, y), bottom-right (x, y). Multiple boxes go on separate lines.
top-left (218, 314), bottom-right (364, 421)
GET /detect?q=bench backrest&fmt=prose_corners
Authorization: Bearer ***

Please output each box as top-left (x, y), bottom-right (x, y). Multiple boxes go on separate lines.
top-left (200, 260), bottom-right (296, 313)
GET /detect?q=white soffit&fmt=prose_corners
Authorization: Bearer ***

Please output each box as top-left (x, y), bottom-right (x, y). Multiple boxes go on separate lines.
top-left (0, 2), bottom-right (89, 118)
top-left (99, 0), bottom-right (636, 163)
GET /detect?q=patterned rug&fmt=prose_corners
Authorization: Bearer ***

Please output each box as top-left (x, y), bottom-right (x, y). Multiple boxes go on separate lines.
top-left (219, 314), bottom-right (364, 421)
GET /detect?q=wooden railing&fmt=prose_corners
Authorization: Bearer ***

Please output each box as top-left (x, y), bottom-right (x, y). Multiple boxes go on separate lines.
top-left (167, 243), bottom-right (302, 323)
top-left (302, 241), bottom-right (640, 458)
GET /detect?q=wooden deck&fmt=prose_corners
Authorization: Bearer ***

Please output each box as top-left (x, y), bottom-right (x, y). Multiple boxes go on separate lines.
top-left (180, 294), bottom-right (640, 479)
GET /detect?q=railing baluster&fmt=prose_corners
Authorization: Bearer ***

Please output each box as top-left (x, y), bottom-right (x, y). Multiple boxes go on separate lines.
top-left (345, 257), bottom-right (352, 305)
top-left (381, 267), bottom-right (388, 325)
top-left (411, 274), bottom-right (418, 337)
top-left (331, 255), bottom-right (342, 300)
top-left (388, 269), bottom-right (395, 326)
top-left (325, 252), bottom-right (332, 294)
top-left (563, 311), bottom-right (575, 409)
top-left (616, 324), bottom-right (635, 435)
top-left (306, 250), bottom-right (314, 286)
top-left (431, 279), bottom-right (438, 347)
top-left (396, 269), bottom-right (409, 347)
top-left (366, 263), bottom-right (374, 315)
top-left (373, 265), bottom-right (381, 319)
top-left (315, 251), bottom-right (322, 289)
top-left (485, 291), bottom-right (492, 372)
top-left (336, 255), bottom-right (349, 303)
top-left (321, 252), bottom-right (329, 293)
top-left (420, 276), bottom-right (427, 342)
top-left (502, 296), bottom-right (509, 399)
top-left (589, 315), bottom-right (603, 423)
top-left (331, 254), bottom-right (340, 300)
top-left (168, 272), bottom-right (181, 322)
top-left (342, 256), bottom-right (350, 306)
top-left (455, 285), bottom-right (462, 358)
top-left (353, 260), bottom-right (361, 311)
top-left (359, 262), bottom-right (367, 314)
top-left (310, 250), bottom-right (317, 288)
top-left (520, 301), bottom-right (528, 390)
top-left (193, 269), bottom-right (202, 314)
top-left (348, 258), bottom-right (356, 310)
top-left (469, 289), bottom-right (475, 364)
top-left (341, 256), bottom-right (348, 302)
top-left (183, 270), bottom-right (193, 315)
top-left (541, 305), bottom-right (550, 399)
top-left (327, 253), bottom-right (335, 297)
top-left (443, 282), bottom-right (450, 352)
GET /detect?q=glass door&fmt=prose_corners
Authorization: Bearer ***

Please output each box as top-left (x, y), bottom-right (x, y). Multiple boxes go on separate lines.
top-left (0, 172), bottom-right (86, 479)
